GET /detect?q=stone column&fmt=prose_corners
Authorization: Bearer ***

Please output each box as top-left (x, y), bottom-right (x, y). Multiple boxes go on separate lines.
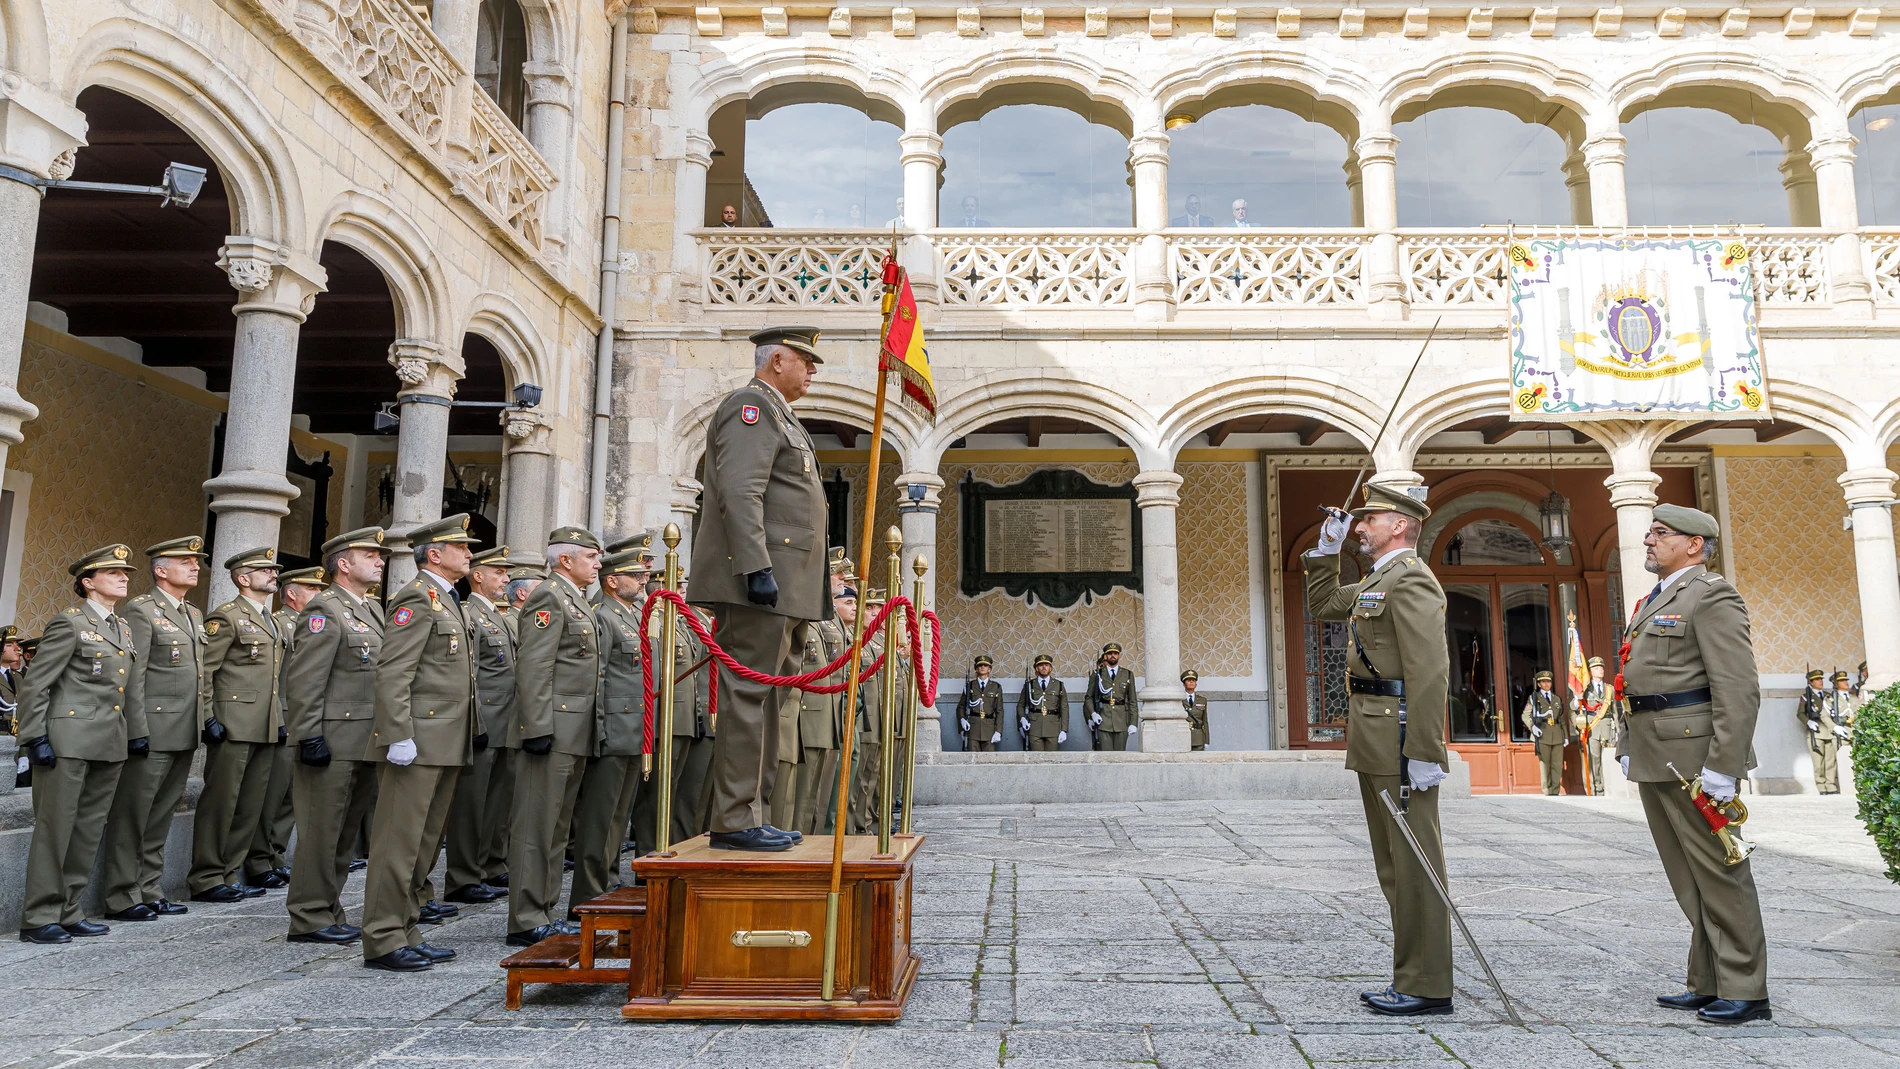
top-left (895, 471), bottom-right (944, 753)
top-left (1343, 151), bottom-right (1364, 228)
top-left (1778, 143), bottom-right (1821, 228)
top-left (674, 130), bottom-right (714, 315)
top-left (1129, 132), bottom-right (1175, 323)
top-left (429, 0), bottom-right (483, 66)
top-left (899, 131), bottom-right (941, 230)
top-left (1133, 470), bottom-right (1189, 752)
top-left (669, 476), bottom-right (703, 574)
top-left (1355, 128), bottom-right (1407, 321)
top-left (384, 341), bottom-right (458, 587)
top-left (1561, 146), bottom-right (1593, 225)
top-left (1841, 466), bottom-right (1900, 690)
top-left (501, 409), bottom-right (554, 563)
top-left (207, 238), bottom-right (328, 605)
top-left (1582, 133), bottom-right (1628, 228)
top-left (1578, 420), bottom-right (1683, 619)
top-left (522, 62), bottom-right (574, 257)
top-left (1808, 133), bottom-right (1875, 316)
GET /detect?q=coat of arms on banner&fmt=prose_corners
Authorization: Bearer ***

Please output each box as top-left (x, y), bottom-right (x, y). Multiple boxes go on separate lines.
top-left (1507, 237), bottom-right (1769, 420)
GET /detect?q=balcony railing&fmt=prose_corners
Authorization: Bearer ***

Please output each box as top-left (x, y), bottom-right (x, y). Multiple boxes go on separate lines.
top-left (695, 227), bottom-right (1900, 315)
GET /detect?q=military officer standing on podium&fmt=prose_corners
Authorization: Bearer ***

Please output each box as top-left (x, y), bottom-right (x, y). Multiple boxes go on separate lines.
top-left (249, 566), bottom-right (324, 891)
top-left (1522, 670), bottom-right (1568, 795)
top-left (690, 326), bottom-right (831, 852)
top-left (443, 546), bottom-right (517, 903)
top-left (1086, 642), bottom-right (1138, 750)
top-left (1303, 484), bottom-right (1453, 1017)
top-left (1182, 669), bottom-right (1210, 751)
top-left (284, 528), bottom-right (388, 944)
top-left (361, 515), bottom-right (478, 971)
top-left (17, 545), bottom-right (145, 944)
top-left (1020, 655), bottom-right (1068, 750)
top-left (188, 547), bottom-right (287, 904)
top-left (571, 547), bottom-right (648, 914)
top-left (1617, 503), bottom-right (1770, 1023)
top-left (961, 655), bottom-right (1003, 752)
top-left (101, 536), bottom-right (207, 922)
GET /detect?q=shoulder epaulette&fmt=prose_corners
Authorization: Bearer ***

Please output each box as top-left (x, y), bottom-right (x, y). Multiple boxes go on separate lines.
top-left (1697, 572), bottom-right (1727, 585)
top-left (217, 601), bottom-right (236, 612)
top-left (63, 607), bottom-right (80, 616)
top-left (128, 593), bottom-right (152, 604)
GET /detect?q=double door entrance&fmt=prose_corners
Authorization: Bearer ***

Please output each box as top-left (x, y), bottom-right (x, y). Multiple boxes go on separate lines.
top-left (1442, 576), bottom-right (1590, 793)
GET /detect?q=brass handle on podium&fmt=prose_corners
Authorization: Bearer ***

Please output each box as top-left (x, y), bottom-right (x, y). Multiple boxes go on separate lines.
top-left (731, 929), bottom-right (812, 948)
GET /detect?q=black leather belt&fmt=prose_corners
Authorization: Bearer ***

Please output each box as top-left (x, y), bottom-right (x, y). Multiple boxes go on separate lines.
top-left (1348, 675), bottom-right (1405, 697)
top-left (1626, 687), bottom-right (1713, 712)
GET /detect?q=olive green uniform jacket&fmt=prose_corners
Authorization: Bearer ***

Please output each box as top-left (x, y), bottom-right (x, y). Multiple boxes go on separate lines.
top-left (19, 602), bottom-right (144, 760)
top-left (1619, 566), bottom-right (1759, 784)
top-left (122, 591), bottom-right (205, 752)
top-left (202, 596), bottom-right (287, 744)
top-left (371, 577), bottom-right (477, 764)
top-left (512, 574), bottom-right (604, 756)
top-left (960, 678), bottom-right (1003, 748)
top-left (1522, 690), bottom-right (1568, 749)
top-left (1019, 676), bottom-right (1068, 742)
top-left (467, 594), bottom-right (518, 742)
top-left (594, 597), bottom-right (647, 757)
top-left (286, 587), bottom-right (385, 755)
top-left (1086, 666), bottom-right (1139, 733)
top-left (1185, 694), bottom-right (1209, 749)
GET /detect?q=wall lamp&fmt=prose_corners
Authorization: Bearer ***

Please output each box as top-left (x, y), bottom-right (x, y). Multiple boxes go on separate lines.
top-left (0, 161), bottom-right (209, 208)
top-left (374, 382), bottom-right (543, 433)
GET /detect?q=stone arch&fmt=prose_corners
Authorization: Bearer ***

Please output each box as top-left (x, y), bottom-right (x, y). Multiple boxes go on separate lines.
top-left (463, 291), bottom-right (551, 392)
top-left (2, 0), bottom-right (50, 83)
top-left (1609, 51), bottom-right (1837, 140)
top-left (1415, 472), bottom-right (1576, 567)
top-left (1154, 50), bottom-right (1374, 143)
top-left (63, 18), bottom-right (304, 245)
top-left (682, 47), bottom-right (921, 132)
top-left (1838, 58), bottom-right (1900, 121)
top-left (1387, 371), bottom-right (1516, 469)
top-left (1155, 373), bottom-right (1383, 460)
top-left (920, 372), bottom-right (1163, 469)
top-left (313, 190), bottom-right (453, 353)
top-left (1382, 50), bottom-right (1603, 140)
top-left (1760, 379), bottom-right (1884, 463)
top-left (923, 49), bottom-right (1144, 136)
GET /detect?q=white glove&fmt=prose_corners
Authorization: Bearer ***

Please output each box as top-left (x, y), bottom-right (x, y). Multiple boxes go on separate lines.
top-left (1531, 726), bottom-right (1542, 740)
top-left (1315, 509), bottom-right (1351, 555)
top-left (1127, 724), bottom-right (1137, 736)
top-left (1020, 717), bottom-right (1031, 733)
top-left (1807, 720), bottom-right (1821, 735)
top-left (1834, 725), bottom-right (1851, 740)
top-left (13, 755), bottom-right (25, 775)
top-left (1407, 760), bottom-right (1448, 791)
top-left (960, 718), bottom-right (970, 732)
top-left (989, 731), bottom-right (1001, 744)
top-left (387, 738), bottom-right (418, 766)
top-left (1057, 731), bottom-right (1068, 744)
top-left (1620, 754), bottom-right (1630, 777)
top-left (1699, 767), bottom-right (1737, 803)
top-left (1090, 713), bottom-right (1102, 727)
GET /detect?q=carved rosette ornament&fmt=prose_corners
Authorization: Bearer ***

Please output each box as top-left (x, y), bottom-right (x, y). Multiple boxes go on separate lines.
top-left (46, 150), bottom-right (75, 181)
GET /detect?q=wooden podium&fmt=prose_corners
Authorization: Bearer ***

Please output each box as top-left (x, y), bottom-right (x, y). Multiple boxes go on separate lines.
top-left (620, 832), bottom-right (923, 1022)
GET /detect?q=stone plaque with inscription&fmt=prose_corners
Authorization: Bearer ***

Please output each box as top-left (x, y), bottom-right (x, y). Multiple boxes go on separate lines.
top-left (960, 469), bottom-right (1142, 608)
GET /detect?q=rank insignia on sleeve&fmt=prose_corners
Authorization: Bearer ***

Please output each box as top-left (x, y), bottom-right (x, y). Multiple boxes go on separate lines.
top-left (308, 616), bottom-right (326, 633)
top-left (741, 405), bottom-right (760, 424)
top-left (535, 610), bottom-right (551, 629)
top-left (392, 607), bottom-right (414, 626)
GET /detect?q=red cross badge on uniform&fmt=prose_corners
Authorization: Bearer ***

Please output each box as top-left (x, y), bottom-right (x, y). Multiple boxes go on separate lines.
top-left (742, 405), bottom-right (759, 424)
top-left (535, 610), bottom-right (551, 629)
top-left (308, 616), bottom-right (326, 633)
top-left (392, 607), bottom-right (414, 626)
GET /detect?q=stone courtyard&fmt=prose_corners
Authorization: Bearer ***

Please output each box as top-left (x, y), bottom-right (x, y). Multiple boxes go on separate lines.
top-left (5, 794), bottom-right (1897, 1069)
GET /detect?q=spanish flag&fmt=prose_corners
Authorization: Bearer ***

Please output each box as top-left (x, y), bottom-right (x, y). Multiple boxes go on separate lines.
top-left (879, 258), bottom-right (937, 418)
top-left (1565, 617), bottom-right (1590, 701)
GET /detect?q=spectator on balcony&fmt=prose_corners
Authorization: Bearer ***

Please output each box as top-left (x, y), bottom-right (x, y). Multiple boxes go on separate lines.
top-left (955, 196), bottom-right (990, 228)
top-left (719, 204), bottom-right (740, 228)
top-left (809, 207), bottom-right (828, 227)
top-left (1230, 199), bottom-right (1252, 228)
top-left (884, 197), bottom-right (906, 228)
top-left (1172, 194), bottom-right (1214, 228)
top-left (847, 204), bottom-right (864, 228)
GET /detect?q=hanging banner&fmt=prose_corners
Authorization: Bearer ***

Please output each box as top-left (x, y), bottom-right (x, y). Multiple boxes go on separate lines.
top-left (1507, 236), bottom-right (1769, 421)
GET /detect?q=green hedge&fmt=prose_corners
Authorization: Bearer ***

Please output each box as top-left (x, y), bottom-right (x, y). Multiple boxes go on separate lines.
top-left (1854, 683), bottom-right (1900, 885)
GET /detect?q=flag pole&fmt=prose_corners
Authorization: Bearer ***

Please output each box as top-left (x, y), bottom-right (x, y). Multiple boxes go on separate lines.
top-left (822, 241), bottom-right (901, 1003)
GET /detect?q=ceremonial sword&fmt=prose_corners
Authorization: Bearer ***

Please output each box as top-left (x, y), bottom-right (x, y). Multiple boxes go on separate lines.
top-left (1327, 316), bottom-right (1442, 520)
top-left (1377, 789), bottom-right (1526, 1028)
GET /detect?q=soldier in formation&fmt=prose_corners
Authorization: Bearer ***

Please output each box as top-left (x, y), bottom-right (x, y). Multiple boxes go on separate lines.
top-left (1573, 656), bottom-right (1615, 796)
top-left (250, 566), bottom-right (324, 890)
top-left (1182, 669), bottom-right (1209, 751)
top-left (1797, 668), bottom-right (1853, 795)
top-left (442, 546), bottom-right (517, 904)
top-left (793, 582), bottom-right (851, 832)
top-left (960, 655), bottom-right (1003, 751)
top-left (1020, 654), bottom-right (1068, 750)
top-left (1086, 642), bottom-right (1138, 750)
top-left (570, 547), bottom-right (647, 915)
top-left (1521, 670), bottom-right (1569, 795)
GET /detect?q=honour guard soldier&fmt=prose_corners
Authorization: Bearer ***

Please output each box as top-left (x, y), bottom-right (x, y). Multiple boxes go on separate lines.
top-left (1020, 655), bottom-right (1069, 751)
top-left (443, 546), bottom-right (517, 903)
top-left (506, 527), bottom-right (603, 946)
top-left (794, 584), bottom-right (852, 833)
top-left (1303, 484), bottom-right (1453, 1016)
top-left (1797, 669), bottom-right (1846, 795)
top-left (283, 529), bottom-right (388, 943)
top-left (1086, 643), bottom-right (1139, 751)
top-left (1182, 669), bottom-right (1210, 751)
top-left (17, 545), bottom-right (144, 943)
top-left (1522, 671), bottom-right (1568, 795)
top-left (689, 326), bottom-right (831, 851)
top-left (187, 547), bottom-right (287, 904)
top-left (248, 567), bottom-right (324, 890)
top-left (1829, 670), bottom-right (1857, 743)
top-left (100, 537), bottom-right (207, 922)
top-left (361, 515), bottom-right (479, 971)
top-left (1575, 657), bottom-right (1614, 796)
top-left (572, 548), bottom-right (649, 914)
top-left (1619, 503), bottom-right (1770, 1023)
top-left (961, 655), bottom-right (1003, 752)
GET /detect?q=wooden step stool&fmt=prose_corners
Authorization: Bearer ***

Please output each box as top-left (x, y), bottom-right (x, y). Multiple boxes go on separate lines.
top-left (499, 887), bottom-right (647, 1009)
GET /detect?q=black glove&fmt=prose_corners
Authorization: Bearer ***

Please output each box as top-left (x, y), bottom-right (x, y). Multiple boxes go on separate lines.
top-left (298, 736), bottom-right (333, 768)
top-left (128, 736), bottom-right (150, 759)
top-left (278, 725), bottom-right (288, 742)
top-left (521, 734), bottom-right (553, 756)
top-left (473, 732), bottom-right (489, 752)
top-left (201, 717), bottom-right (228, 745)
top-left (746, 568), bottom-right (779, 608)
top-left (24, 735), bottom-right (55, 767)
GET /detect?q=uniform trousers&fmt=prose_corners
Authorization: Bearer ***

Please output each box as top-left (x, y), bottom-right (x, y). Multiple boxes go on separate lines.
top-left (793, 745), bottom-right (841, 835)
top-left (101, 748), bottom-right (193, 912)
top-left (247, 740), bottom-right (296, 878)
top-left (361, 762), bottom-right (460, 959)
top-left (24, 757), bottom-right (123, 927)
top-left (1536, 743), bottom-right (1565, 795)
top-left (1808, 733), bottom-right (1840, 793)
top-left (480, 746), bottom-right (517, 881)
top-left (1637, 780), bottom-right (1769, 1000)
top-left (1356, 771), bottom-right (1452, 999)
top-left (285, 758), bottom-right (378, 934)
top-left (188, 740), bottom-right (274, 893)
top-left (443, 743), bottom-right (502, 891)
top-left (1029, 734), bottom-right (1059, 751)
top-left (703, 605), bottom-right (803, 833)
top-left (675, 735), bottom-right (716, 841)
top-left (1585, 734), bottom-right (1608, 795)
top-left (847, 734), bottom-right (884, 835)
top-left (569, 754), bottom-right (636, 914)
top-left (1097, 728), bottom-right (1128, 752)
top-left (505, 749), bottom-right (586, 933)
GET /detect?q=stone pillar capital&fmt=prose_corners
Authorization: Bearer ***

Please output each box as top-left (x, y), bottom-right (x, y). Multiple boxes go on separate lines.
top-left (894, 470), bottom-right (945, 512)
top-left (1353, 134), bottom-right (1398, 166)
top-left (683, 129), bottom-right (716, 168)
top-left (1604, 469), bottom-right (1663, 510)
top-left (219, 237), bottom-right (328, 320)
top-left (0, 384), bottom-right (38, 449)
top-left (390, 339), bottom-right (459, 399)
top-left (1839, 465), bottom-right (1898, 505)
top-left (670, 475), bottom-right (705, 515)
top-left (1128, 132), bottom-right (1170, 167)
top-left (898, 131), bottom-right (944, 167)
top-left (1368, 468), bottom-right (1424, 492)
top-left (1581, 133), bottom-right (1627, 166)
top-left (1806, 134), bottom-right (1858, 170)
top-left (521, 61), bottom-right (573, 107)
top-left (0, 77), bottom-right (88, 178)
top-left (1133, 469), bottom-right (1184, 508)
top-left (502, 408), bottom-right (554, 453)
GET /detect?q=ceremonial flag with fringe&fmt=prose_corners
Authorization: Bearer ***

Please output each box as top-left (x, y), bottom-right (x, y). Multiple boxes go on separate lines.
top-left (1565, 618), bottom-right (1590, 702)
top-left (880, 262), bottom-right (936, 417)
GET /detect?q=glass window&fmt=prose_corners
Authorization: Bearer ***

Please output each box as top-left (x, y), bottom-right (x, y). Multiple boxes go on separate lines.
top-left (744, 103), bottom-right (903, 228)
top-left (1445, 583), bottom-right (1496, 743)
top-left (1167, 105), bottom-right (1352, 227)
top-left (1445, 519), bottom-right (1545, 567)
top-left (1624, 107), bottom-right (1789, 225)
top-left (1853, 101), bottom-right (1900, 225)
top-left (941, 104), bottom-right (1131, 227)
top-left (1501, 583), bottom-right (1554, 742)
top-left (1396, 107), bottom-right (1573, 226)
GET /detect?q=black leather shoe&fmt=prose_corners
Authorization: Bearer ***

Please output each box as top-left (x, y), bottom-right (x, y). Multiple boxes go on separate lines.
top-left (1366, 991), bottom-right (1453, 1017)
top-left (763, 824), bottom-right (804, 844)
top-left (425, 899), bottom-right (459, 916)
top-left (1656, 991), bottom-right (1718, 1011)
top-left (1359, 985), bottom-right (1395, 1006)
top-left (412, 942), bottom-right (456, 962)
top-left (62, 920), bottom-right (110, 938)
top-left (709, 827), bottom-right (795, 851)
top-left (192, 885), bottom-right (246, 904)
top-left (563, 859), bottom-right (575, 872)
top-left (486, 873), bottom-right (509, 888)
top-left (19, 924), bottom-right (71, 944)
top-left (1697, 999), bottom-right (1772, 1024)
top-left (620, 840), bottom-right (635, 855)
top-left (248, 870), bottom-right (289, 890)
top-left (418, 903), bottom-right (457, 926)
top-left (105, 904), bottom-right (158, 922)
top-left (507, 924), bottom-right (561, 947)
top-left (554, 920), bottom-right (581, 935)
top-left (239, 883), bottom-right (269, 898)
top-left (287, 925), bottom-right (360, 944)
top-left (444, 883), bottom-right (502, 904)
top-left (148, 899), bottom-right (189, 916)
top-left (364, 946), bottom-right (434, 972)
top-left (348, 858), bottom-right (367, 872)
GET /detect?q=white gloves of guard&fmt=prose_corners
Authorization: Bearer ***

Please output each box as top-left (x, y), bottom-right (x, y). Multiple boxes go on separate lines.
top-left (1807, 719), bottom-right (1821, 735)
top-left (1090, 713), bottom-right (1103, 728)
top-left (1127, 724), bottom-right (1137, 736)
top-left (1407, 760), bottom-right (1448, 791)
top-left (1315, 509), bottom-right (1351, 555)
top-left (1531, 726), bottom-right (1542, 740)
top-left (1057, 731), bottom-right (1068, 744)
top-left (1700, 768), bottom-right (1738, 803)
top-left (13, 755), bottom-right (25, 776)
top-left (1020, 717), bottom-right (1031, 733)
top-left (1620, 754), bottom-right (1631, 778)
top-left (387, 738), bottom-right (418, 766)
top-left (1834, 725), bottom-right (1851, 741)
top-left (989, 731), bottom-right (1001, 744)
top-left (960, 718), bottom-right (970, 732)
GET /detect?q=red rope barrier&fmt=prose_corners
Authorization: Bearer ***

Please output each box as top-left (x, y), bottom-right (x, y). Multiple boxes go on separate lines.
top-left (636, 589), bottom-right (942, 756)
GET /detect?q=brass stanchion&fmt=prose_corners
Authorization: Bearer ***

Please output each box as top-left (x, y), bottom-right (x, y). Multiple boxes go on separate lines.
top-left (900, 554), bottom-right (926, 836)
top-left (653, 523), bottom-right (682, 856)
top-left (876, 527), bottom-right (902, 859)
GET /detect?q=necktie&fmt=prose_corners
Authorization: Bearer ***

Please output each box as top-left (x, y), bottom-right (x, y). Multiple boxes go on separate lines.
top-left (1646, 582), bottom-right (1663, 605)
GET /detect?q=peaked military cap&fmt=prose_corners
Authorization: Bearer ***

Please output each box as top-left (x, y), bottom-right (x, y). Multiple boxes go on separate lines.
top-left (471, 545), bottom-right (511, 568)
top-left (0, 624), bottom-right (17, 643)
top-left (1653, 503), bottom-right (1719, 538)
top-left (1033, 653), bottom-right (1053, 668)
top-left (321, 526), bottom-right (387, 557)
top-left (1180, 668), bottom-right (1199, 682)
top-left (1534, 670), bottom-right (1554, 683)
top-left (145, 535), bottom-right (208, 560)
top-left (1587, 656), bottom-right (1605, 669)
top-left (1351, 482), bottom-right (1431, 522)
top-left (224, 546), bottom-right (279, 572)
top-left (863, 586), bottom-right (886, 604)
top-left (749, 325), bottom-right (824, 363)
top-left (279, 566), bottom-right (326, 588)
top-left (1807, 668), bottom-right (1827, 681)
top-left (1101, 642), bottom-right (1123, 656)
top-left (601, 549), bottom-right (653, 576)
top-left (19, 636), bottom-right (38, 653)
top-left (828, 547), bottom-right (855, 575)
top-left (70, 543), bottom-right (136, 576)
top-left (507, 565), bottom-right (547, 582)
top-left (974, 654), bottom-right (994, 668)
top-left (605, 530), bottom-right (654, 555)
top-left (411, 513), bottom-right (478, 546)
top-left (1831, 670), bottom-right (1852, 684)
top-left (837, 585), bottom-right (857, 599)
top-left (547, 525), bottom-right (603, 551)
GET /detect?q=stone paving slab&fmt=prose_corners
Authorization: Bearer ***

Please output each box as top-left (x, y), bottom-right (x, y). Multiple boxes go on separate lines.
top-left (6, 794), bottom-right (1898, 1069)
